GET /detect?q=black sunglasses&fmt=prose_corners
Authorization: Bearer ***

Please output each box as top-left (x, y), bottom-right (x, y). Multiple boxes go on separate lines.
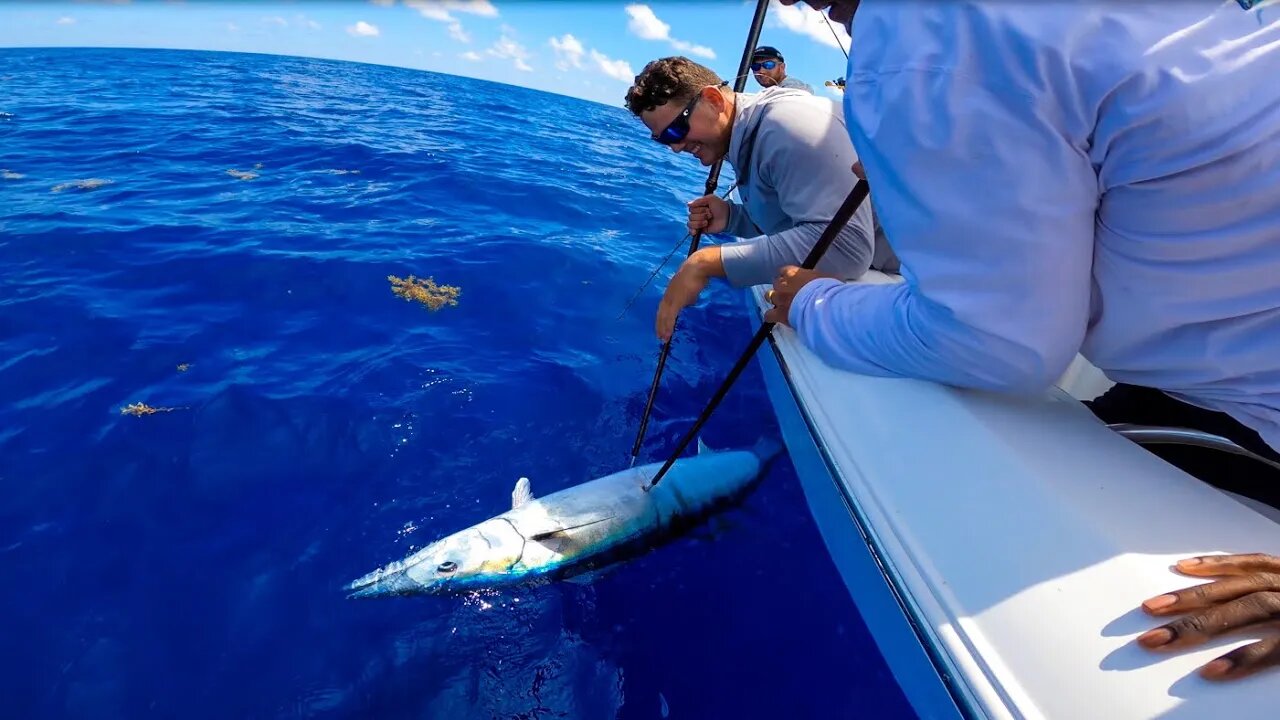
top-left (750, 60), bottom-right (779, 72)
top-left (654, 82), bottom-right (726, 146)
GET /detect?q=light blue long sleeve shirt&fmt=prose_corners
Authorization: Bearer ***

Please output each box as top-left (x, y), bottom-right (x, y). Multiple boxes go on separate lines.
top-left (790, 1), bottom-right (1280, 451)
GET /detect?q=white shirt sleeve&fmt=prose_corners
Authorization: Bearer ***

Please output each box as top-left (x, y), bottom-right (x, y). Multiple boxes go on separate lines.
top-left (790, 67), bottom-right (1099, 392)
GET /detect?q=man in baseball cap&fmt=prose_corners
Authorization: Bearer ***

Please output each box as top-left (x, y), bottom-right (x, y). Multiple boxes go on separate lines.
top-left (750, 46), bottom-right (813, 94)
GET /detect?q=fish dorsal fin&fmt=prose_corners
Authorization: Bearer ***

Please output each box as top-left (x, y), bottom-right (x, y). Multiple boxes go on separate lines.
top-left (697, 436), bottom-right (714, 455)
top-left (512, 477), bottom-right (533, 509)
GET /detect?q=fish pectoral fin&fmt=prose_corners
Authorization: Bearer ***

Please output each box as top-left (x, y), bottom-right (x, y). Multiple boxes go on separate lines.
top-left (528, 515), bottom-right (615, 542)
top-left (512, 477), bottom-right (534, 509)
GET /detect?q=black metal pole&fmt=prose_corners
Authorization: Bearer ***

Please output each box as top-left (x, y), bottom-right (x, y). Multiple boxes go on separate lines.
top-left (644, 179), bottom-right (870, 490)
top-left (629, 0), bottom-right (772, 466)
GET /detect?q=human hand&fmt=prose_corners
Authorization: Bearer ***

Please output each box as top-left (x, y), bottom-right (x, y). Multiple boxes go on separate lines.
top-left (763, 265), bottom-right (833, 326)
top-left (687, 194), bottom-right (730, 235)
top-left (1138, 553), bottom-right (1280, 681)
top-left (656, 259), bottom-right (711, 342)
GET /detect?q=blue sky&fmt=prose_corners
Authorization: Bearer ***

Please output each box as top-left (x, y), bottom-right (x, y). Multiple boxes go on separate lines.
top-left (0, 1), bottom-right (852, 106)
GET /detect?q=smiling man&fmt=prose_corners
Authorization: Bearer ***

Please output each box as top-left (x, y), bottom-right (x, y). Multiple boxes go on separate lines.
top-left (623, 56), bottom-right (873, 342)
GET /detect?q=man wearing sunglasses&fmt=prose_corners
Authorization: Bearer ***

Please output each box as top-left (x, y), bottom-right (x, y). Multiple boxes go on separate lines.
top-left (750, 46), bottom-right (813, 94)
top-left (624, 55), bottom-right (875, 343)
top-left (774, 0), bottom-right (1280, 683)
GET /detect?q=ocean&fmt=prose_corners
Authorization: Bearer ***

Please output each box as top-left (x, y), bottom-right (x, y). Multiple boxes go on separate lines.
top-left (0, 47), bottom-right (913, 719)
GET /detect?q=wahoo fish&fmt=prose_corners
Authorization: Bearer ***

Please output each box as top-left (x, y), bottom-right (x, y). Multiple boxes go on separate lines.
top-left (347, 438), bottom-right (781, 597)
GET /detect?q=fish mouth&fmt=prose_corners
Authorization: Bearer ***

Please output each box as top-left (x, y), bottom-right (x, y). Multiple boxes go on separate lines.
top-left (346, 519), bottom-right (527, 598)
top-left (346, 570), bottom-right (417, 598)
top-left (345, 563), bottom-right (440, 598)
top-left (344, 541), bottom-right (453, 598)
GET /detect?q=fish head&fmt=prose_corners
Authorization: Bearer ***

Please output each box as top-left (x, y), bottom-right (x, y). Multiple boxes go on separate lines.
top-left (346, 518), bottom-right (525, 597)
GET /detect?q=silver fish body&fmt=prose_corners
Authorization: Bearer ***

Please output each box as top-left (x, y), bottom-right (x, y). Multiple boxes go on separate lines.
top-left (347, 439), bottom-right (779, 597)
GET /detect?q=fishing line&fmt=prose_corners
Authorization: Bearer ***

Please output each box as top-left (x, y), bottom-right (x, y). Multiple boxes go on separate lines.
top-left (644, 180), bottom-right (870, 490)
top-left (821, 11), bottom-right (851, 60)
top-left (615, 182), bottom-right (740, 322)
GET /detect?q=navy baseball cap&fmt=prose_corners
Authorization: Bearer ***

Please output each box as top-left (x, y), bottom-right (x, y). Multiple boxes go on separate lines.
top-left (752, 46), bottom-right (784, 62)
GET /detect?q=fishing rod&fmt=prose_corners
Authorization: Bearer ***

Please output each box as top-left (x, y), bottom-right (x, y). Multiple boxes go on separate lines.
top-left (628, 0), bottom-right (772, 467)
top-left (644, 179), bottom-right (870, 491)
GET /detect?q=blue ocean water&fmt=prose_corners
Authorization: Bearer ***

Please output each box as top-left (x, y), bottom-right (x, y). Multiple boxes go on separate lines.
top-left (0, 48), bottom-right (913, 719)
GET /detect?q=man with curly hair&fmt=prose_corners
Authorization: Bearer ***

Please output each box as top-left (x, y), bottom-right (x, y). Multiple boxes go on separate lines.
top-left (624, 55), bottom-right (877, 342)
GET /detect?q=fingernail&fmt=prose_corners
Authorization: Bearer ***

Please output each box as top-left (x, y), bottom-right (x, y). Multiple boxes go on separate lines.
top-left (1143, 594), bottom-right (1177, 611)
top-left (1178, 558), bottom-right (1202, 568)
top-left (1137, 628), bottom-right (1174, 648)
top-left (1201, 658), bottom-right (1234, 679)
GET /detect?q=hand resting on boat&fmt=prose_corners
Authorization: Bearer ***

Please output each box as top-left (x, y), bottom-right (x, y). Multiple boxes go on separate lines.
top-left (764, 265), bottom-right (832, 327)
top-left (1138, 553), bottom-right (1280, 681)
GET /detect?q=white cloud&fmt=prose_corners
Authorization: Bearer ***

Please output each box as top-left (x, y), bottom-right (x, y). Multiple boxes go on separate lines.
top-left (56, 16), bottom-right (76, 25)
top-left (671, 39), bottom-right (715, 60)
top-left (405, 0), bottom-right (451, 22)
top-left (258, 15), bottom-right (319, 30)
top-left (398, 0), bottom-right (496, 44)
top-left (770, 0), bottom-right (850, 52)
top-left (549, 32), bottom-right (635, 85)
top-left (453, 1), bottom-right (498, 17)
top-left (369, 0), bottom-right (395, 6)
top-left (347, 21), bottom-right (380, 37)
top-left (486, 32), bottom-right (532, 72)
top-left (402, 0), bottom-right (498, 22)
top-left (625, 4), bottom-right (716, 60)
top-left (460, 51), bottom-right (483, 62)
top-left (591, 49), bottom-right (634, 84)
top-left (625, 4), bottom-right (668, 41)
top-left (549, 33), bottom-right (584, 71)
top-left (226, 22), bottom-right (240, 32)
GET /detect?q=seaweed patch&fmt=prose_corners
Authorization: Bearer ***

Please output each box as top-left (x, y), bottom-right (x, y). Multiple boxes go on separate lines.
top-left (389, 275), bottom-right (461, 311)
top-left (52, 178), bottom-right (112, 193)
top-left (226, 163), bottom-right (264, 181)
top-left (120, 402), bottom-right (184, 417)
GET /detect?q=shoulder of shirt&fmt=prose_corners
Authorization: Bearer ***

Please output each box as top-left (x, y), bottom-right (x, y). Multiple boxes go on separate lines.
top-left (750, 91), bottom-right (850, 166)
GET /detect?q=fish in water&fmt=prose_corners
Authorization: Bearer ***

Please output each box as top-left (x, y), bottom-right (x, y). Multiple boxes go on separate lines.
top-left (347, 438), bottom-right (781, 597)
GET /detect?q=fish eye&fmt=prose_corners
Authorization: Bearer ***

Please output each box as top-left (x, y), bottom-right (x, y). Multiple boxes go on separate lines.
top-left (437, 560), bottom-right (458, 574)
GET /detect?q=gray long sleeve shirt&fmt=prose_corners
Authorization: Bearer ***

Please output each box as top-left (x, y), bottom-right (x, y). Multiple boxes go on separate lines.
top-left (717, 87), bottom-right (875, 288)
top-left (779, 76), bottom-right (815, 94)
